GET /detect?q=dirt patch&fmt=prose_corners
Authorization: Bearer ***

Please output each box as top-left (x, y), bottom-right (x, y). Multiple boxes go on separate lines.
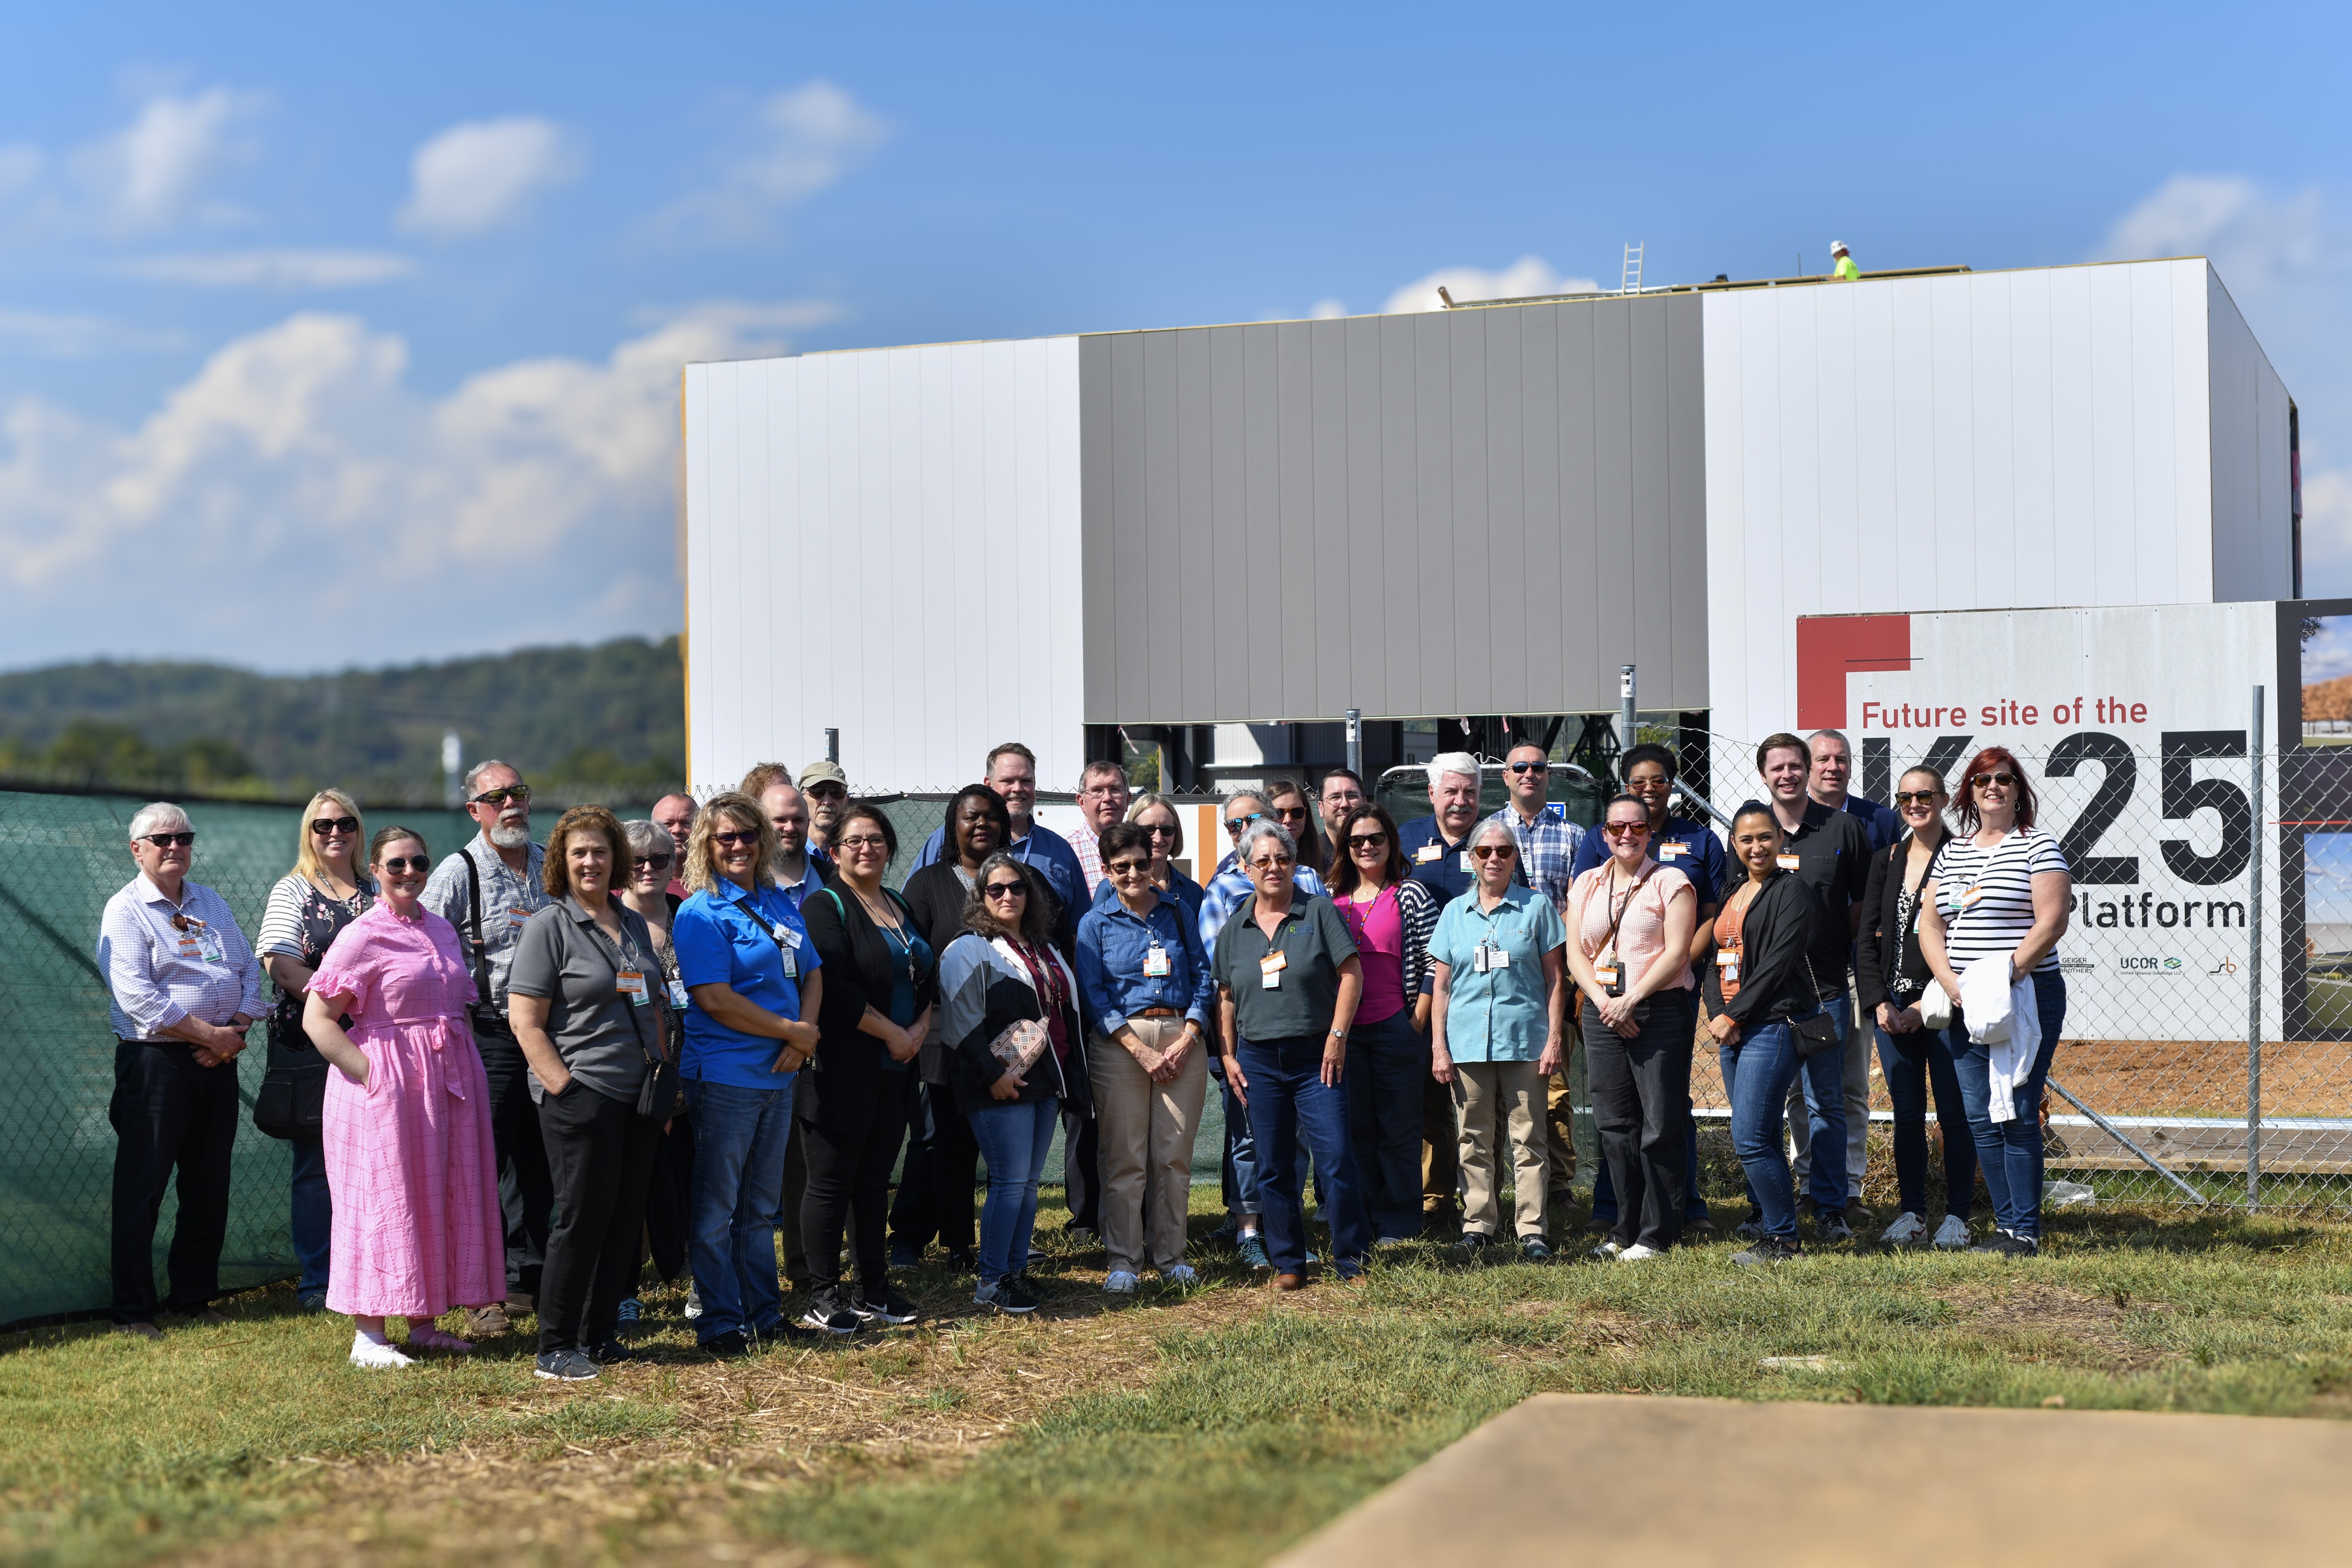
top-left (1934, 1282), bottom-right (2175, 1373)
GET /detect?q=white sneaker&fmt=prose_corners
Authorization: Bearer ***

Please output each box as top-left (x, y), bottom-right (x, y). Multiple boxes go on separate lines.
top-left (1880, 1211), bottom-right (1926, 1246)
top-left (1617, 1243), bottom-right (1661, 1261)
top-left (1160, 1264), bottom-right (1198, 1287)
top-left (349, 1337), bottom-right (416, 1370)
top-left (684, 1282), bottom-right (704, 1320)
top-left (1104, 1271), bottom-right (1140, 1295)
top-left (1591, 1240), bottom-right (1623, 1260)
top-left (1932, 1214), bottom-right (1972, 1250)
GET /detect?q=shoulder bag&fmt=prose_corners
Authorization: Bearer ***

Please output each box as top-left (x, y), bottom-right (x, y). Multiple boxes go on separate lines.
top-left (586, 909), bottom-right (678, 1121)
top-left (1788, 886), bottom-right (1844, 1058)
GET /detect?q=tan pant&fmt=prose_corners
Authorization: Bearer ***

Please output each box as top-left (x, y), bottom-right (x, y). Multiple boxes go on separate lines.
top-left (1453, 1061), bottom-right (1549, 1240)
top-left (1087, 1018), bottom-right (1209, 1275)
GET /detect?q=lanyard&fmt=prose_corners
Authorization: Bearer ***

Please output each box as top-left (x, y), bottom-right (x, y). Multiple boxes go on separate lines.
top-left (1601, 863), bottom-right (1648, 963)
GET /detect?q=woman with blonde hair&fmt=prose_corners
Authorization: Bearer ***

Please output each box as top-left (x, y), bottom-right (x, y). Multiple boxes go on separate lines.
top-left (255, 789), bottom-right (375, 1309)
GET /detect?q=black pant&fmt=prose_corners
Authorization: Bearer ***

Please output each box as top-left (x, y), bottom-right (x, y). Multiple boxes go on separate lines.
top-left (1585, 989), bottom-right (1695, 1251)
top-left (476, 1022), bottom-right (553, 1296)
top-left (109, 1040), bottom-right (240, 1324)
top-left (1060, 1100), bottom-right (1100, 1232)
top-left (888, 1076), bottom-right (979, 1256)
top-left (799, 1083), bottom-right (910, 1295)
top-left (537, 1081), bottom-right (660, 1353)
top-left (635, 1104), bottom-right (695, 1291)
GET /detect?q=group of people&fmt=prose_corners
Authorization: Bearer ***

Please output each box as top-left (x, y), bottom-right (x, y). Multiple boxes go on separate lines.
top-left (93, 724), bottom-right (2075, 1372)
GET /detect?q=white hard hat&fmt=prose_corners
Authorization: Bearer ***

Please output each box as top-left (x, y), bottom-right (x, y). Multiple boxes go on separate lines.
top-left (1830, 240), bottom-right (1849, 255)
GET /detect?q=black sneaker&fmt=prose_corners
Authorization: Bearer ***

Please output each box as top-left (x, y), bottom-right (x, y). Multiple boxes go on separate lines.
top-left (1732, 1237), bottom-right (1802, 1267)
top-left (534, 1348), bottom-right (599, 1381)
top-left (975, 1277), bottom-right (1040, 1315)
top-left (585, 1340), bottom-right (635, 1365)
top-left (1814, 1208), bottom-right (1855, 1244)
top-left (799, 1288), bottom-right (861, 1335)
top-left (1520, 1236), bottom-right (1554, 1263)
top-left (944, 1248), bottom-right (978, 1273)
top-left (699, 1329), bottom-right (752, 1358)
top-left (1971, 1230), bottom-right (2040, 1257)
top-left (1452, 1230), bottom-right (1492, 1258)
top-left (1683, 1215), bottom-right (1717, 1239)
top-left (854, 1287), bottom-right (920, 1326)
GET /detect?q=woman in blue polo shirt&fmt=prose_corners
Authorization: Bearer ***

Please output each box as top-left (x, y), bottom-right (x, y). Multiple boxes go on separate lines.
top-left (670, 791), bottom-right (824, 1357)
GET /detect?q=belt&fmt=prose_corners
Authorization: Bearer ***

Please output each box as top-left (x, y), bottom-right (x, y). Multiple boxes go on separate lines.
top-left (1133, 1006), bottom-right (1183, 1019)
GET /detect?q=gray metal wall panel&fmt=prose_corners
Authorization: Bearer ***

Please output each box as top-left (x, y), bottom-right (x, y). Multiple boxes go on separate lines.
top-left (1077, 294), bottom-right (1705, 724)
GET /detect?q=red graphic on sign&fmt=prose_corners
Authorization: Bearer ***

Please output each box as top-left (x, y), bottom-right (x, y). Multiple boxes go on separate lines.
top-left (1795, 614), bottom-right (1912, 730)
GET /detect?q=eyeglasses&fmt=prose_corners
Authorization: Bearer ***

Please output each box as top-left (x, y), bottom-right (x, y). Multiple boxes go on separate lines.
top-left (1603, 822), bottom-right (1650, 838)
top-left (805, 782), bottom-right (847, 801)
top-left (633, 853), bottom-right (673, 869)
top-left (837, 834), bottom-right (889, 851)
top-left (380, 855), bottom-right (431, 874)
top-left (1971, 771), bottom-right (2018, 789)
top-left (470, 786), bottom-right (532, 807)
top-left (1348, 832), bottom-right (1389, 850)
top-left (1106, 859), bottom-right (1148, 875)
top-left (309, 816), bottom-right (360, 836)
top-left (1141, 822), bottom-right (1180, 839)
top-left (1081, 784), bottom-right (1129, 798)
top-left (983, 881), bottom-right (1028, 900)
top-left (711, 829), bottom-right (761, 848)
top-left (1247, 856), bottom-right (1294, 870)
top-left (1224, 814), bottom-right (1265, 834)
top-left (1469, 844), bottom-right (1517, 860)
top-left (1509, 761), bottom-right (1549, 774)
top-left (1893, 791), bottom-right (1941, 807)
top-left (140, 832), bottom-right (196, 848)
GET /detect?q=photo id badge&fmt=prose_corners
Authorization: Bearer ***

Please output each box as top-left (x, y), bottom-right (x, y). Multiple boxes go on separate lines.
top-left (1415, 843), bottom-right (1442, 864)
top-left (616, 970), bottom-right (651, 1006)
top-left (667, 978), bottom-right (689, 1008)
top-left (1460, 850), bottom-right (1475, 875)
top-left (1260, 951), bottom-right (1286, 990)
top-left (1716, 948), bottom-right (1740, 983)
top-left (1485, 944), bottom-right (1510, 969)
top-left (1142, 944), bottom-right (1171, 978)
top-left (1776, 852), bottom-right (1800, 872)
top-left (1660, 841), bottom-right (1688, 861)
top-left (1594, 962), bottom-right (1620, 990)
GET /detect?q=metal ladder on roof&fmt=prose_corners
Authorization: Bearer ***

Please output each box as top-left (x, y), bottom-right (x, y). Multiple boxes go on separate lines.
top-left (1620, 242), bottom-right (1644, 296)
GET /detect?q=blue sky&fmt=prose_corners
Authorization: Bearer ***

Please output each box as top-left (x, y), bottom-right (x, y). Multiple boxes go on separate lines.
top-left (5, 2), bottom-right (2351, 672)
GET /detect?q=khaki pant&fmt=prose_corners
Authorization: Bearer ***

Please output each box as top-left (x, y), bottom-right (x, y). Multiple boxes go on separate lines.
top-left (1087, 1019), bottom-right (1209, 1275)
top-left (1452, 1061), bottom-right (1549, 1240)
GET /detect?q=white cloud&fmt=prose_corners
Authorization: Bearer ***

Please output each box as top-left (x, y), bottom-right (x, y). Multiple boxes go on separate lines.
top-left (655, 81), bottom-right (888, 242)
top-left (0, 143), bottom-right (40, 199)
top-left (2096, 174), bottom-right (2339, 300)
top-left (112, 249), bottom-right (416, 289)
top-left (398, 117), bottom-right (582, 237)
top-left (1309, 299), bottom-right (1347, 320)
top-left (1381, 256), bottom-right (1602, 315)
top-left (0, 308), bottom-right (183, 358)
top-left (0, 301), bottom-right (826, 667)
top-left (73, 87), bottom-right (264, 233)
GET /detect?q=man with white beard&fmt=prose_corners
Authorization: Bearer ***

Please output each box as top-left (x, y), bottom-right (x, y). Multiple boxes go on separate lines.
top-left (423, 759), bottom-right (553, 1338)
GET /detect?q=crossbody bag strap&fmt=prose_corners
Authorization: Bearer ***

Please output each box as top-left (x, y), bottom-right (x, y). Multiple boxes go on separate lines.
top-left (462, 844), bottom-right (492, 1005)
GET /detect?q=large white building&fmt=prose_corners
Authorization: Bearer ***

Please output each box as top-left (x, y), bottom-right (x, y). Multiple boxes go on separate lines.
top-left (680, 256), bottom-right (2296, 798)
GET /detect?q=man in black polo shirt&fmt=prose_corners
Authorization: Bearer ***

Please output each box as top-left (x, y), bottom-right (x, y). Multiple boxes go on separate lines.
top-left (1755, 731), bottom-right (1872, 1241)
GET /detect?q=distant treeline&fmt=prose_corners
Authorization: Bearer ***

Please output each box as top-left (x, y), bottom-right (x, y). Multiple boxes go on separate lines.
top-left (0, 636), bottom-right (685, 805)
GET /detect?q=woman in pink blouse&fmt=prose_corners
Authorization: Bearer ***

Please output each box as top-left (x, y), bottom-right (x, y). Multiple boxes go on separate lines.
top-left (305, 827), bottom-right (506, 1368)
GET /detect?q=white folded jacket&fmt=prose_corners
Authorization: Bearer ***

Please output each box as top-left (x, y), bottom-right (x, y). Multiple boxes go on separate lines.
top-left (1959, 954), bottom-right (2041, 1124)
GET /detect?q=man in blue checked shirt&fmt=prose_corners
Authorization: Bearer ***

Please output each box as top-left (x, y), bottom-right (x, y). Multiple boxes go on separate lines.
top-left (96, 802), bottom-right (266, 1339)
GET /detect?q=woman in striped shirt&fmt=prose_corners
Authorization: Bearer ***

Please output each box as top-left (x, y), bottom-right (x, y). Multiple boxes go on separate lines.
top-left (1917, 746), bottom-right (2074, 1257)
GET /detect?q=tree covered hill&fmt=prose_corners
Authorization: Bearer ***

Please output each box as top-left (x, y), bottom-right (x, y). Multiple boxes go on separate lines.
top-left (0, 636), bottom-right (685, 804)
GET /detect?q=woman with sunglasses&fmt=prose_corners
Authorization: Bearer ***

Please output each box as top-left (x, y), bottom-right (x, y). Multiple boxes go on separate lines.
top-left (1563, 797), bottom-right (1697, 1260)
top-left (671, 792), bottom-right (826, 1355)
top-left (305, 827), bottom-right (504, 1367)
top-left (891, 785), bottom-right (1011, 1270)
top-left (256, 789), bottom-right (375, 1310)
top-left (940, 856), bottom-right (1091, 1315)
top-left (797, 803), bottom-right (937, 1334)
top-left (614, 819), bottom-right (690, 1329)
top-left (1089, 793), bottom-right (1207, 929)
top-left (1856, 767), bottom-right (1977, 1250)
top-left (1917, 748), bottom-right (2073, 1257)
top-left (1075, 822), bottom-right (1214, 1293)
top-left (1326, 804), bottom-right (1440, 1246)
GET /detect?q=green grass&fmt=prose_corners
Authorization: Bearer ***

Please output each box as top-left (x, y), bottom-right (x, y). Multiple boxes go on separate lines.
top-left (7, 1195), bottom-right (2352, 1568)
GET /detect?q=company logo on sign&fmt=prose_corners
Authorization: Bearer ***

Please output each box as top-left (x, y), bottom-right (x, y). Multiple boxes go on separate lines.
top-left (2115, 956), bottom-right (2183, 977)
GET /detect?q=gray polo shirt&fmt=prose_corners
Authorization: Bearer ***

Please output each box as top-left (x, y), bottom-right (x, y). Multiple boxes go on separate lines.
top-left (507, 895), bottom-right (662, 1105)
top-left (1211, 890), bottom-right (1359, 1045)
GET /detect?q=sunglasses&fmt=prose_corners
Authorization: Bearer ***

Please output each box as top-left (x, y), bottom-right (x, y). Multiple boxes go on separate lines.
top-left (1348, 832), bottom-right (1390, 849)
top-left (470, 786), bottom-right (532, 807)
top-left (1273, 805), bottom-right (1308, 821)
top-left (1893, 790), bottom-right (1942, 807)
top-left (1971, 771), bottom-right (2018, 789)
top-left (1603, 822), bottom-right (1649, 838)
top-left (1248, 856), bottom-right (1294, 869)
top-left (309, 816), bottom-right (360, 836)
top-left (141, 832), bottom-right (196, 848)
top-left (1106, 859), bottom-right (1148, 875)
top-left (380, 855), bottom-right (431, 874)
top-left (710, 829), bottom-right (761, 848)
top-left (983, 881), bottom-right (1028, 900)
top-left (1224, 814), bottom-right (1266, 833)
top-left (633, 853), bottom-right (673, 869)
top-left (1509, 761), bottom-right (1549, 774)
top-left (1141, 822), bottom-right (1179, 839)
top-left (1469, 844), bottom-right (1517, 860)
top-left (806, 782), bottom-right (847, 801)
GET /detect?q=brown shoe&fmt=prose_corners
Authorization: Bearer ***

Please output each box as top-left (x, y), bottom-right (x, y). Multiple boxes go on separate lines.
top-left (1339, 1272), bottom-right (1370, 1287)
top-left (504, 1289), bottom-right (536, 1314)
top-left (182, 1306), bottom-right (228, 1326)
top-left (112, 1320), bottom-right (162, 1341)
top-left (1268, 1272), bottom-right (1306, 1292)
top-left (463, 1303), bottom-right (512, 1337)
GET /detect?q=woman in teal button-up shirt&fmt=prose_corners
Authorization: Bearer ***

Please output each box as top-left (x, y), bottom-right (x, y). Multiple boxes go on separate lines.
top-left (1428, 819), bottom-right (1568, 1261)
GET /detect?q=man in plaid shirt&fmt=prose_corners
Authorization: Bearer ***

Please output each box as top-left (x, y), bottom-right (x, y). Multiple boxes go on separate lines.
top-left (1485, 742), bottom-right (1583, 908)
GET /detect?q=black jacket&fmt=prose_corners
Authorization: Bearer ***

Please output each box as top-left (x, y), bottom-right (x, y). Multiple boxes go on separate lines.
top-left (901, 860), bottom-right (980, 1083)
top-left (796, 883), bottom-right (938, 1134)
top-left (1704, 871), bottom-right (1836, 1031)
top-left (1855, 834), bottom-right (1937, 1012)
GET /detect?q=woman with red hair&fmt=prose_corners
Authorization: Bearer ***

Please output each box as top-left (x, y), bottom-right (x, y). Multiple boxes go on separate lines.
top-left (1916, 747), bottom-right (2073, 1256)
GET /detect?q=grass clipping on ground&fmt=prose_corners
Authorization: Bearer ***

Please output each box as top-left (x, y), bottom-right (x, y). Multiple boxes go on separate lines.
top-left (10, 1198), bottom-right (2352, 1568)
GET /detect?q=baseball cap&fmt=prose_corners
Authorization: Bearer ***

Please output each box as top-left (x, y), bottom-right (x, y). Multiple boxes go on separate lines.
top-left (798, 760), bottom-right (848, 791)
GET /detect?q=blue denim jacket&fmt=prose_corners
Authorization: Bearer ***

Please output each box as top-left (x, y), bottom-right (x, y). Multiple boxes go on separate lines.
top-left (1075, 895), bottom-right (1215, 1036)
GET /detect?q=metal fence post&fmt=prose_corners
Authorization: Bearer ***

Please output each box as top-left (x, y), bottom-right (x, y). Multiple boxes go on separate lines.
top-left (1345, 708), bottom-right (1362, 781)
top-left (2247, 685), bottom-right (2264, 1211)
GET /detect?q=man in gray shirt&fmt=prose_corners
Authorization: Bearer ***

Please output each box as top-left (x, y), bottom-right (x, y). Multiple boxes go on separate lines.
top-left (422, 758), bottom-right (553, 1333)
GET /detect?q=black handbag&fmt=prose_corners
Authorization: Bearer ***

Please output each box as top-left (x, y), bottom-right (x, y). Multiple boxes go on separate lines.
top-left (253, 1015), bottom-right (327, 1138)
top-left (1791, 950), bottom-right (1844, 1059)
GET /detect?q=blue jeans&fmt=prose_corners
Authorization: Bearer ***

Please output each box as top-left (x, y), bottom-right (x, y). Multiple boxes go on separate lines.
top-left (1951, 973), bottom-right (2068, 1240)
top-left (1238, 1035), bottom-right (1370, 1276)
top-left (289, 1133), bottom-right (332, 1300)
top-left (684, 1077), bottom-right (796, 1342)
top-left (1345, 1010), bottom-right (1427, 1242)
top-left (969, 1096), bottom-right (1061, 1287)
top-left (1724, 1002), bottom-right (1849, 1243)
top-left (1215, 1055), bottom-right (1264, 1218)
top-left (1876, 1022), bottom-right (1976, 1219)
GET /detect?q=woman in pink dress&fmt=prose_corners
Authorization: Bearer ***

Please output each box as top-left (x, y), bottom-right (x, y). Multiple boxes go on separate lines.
top-left (305, 826), bottom-right (506, 1369)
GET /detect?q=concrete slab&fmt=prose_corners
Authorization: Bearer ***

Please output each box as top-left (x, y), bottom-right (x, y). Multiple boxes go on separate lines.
top-left (1273, 1393), bottom-right (2352, 1567)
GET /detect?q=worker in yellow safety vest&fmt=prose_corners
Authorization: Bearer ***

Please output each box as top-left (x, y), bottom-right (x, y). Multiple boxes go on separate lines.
top-left (1830, 240), bottom-right (1860, 280)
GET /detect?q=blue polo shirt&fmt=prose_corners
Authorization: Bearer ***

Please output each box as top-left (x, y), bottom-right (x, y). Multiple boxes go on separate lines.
top-left (672, 879), bottom-right (820, 1089)
top-left (1836, 793), bottom-right (1902, 852)
top-left (1571, 813), bottom-right (1728, 907)
top-left (1427, 884), bottom-right (1568, 1063)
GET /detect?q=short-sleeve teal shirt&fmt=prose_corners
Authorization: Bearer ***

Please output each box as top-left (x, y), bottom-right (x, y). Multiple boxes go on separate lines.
top-left (1428, 883), bottom-right (1567, 1062)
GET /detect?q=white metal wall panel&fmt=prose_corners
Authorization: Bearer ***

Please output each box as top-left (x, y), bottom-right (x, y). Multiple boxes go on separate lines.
top-left (681, 337), bottom-right (1085, 796)
top-left (1702, 258), bottom-right (2241, 755)
top-left (2206, 267), bottom-right (2294, 601)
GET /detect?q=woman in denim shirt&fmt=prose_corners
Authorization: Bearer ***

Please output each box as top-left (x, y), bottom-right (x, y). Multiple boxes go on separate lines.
top-left (1075, 822), bottom-right (1215, 1295)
